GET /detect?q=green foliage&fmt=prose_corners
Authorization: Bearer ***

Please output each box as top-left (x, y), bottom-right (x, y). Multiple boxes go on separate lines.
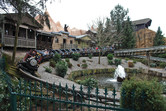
top-left (43, 66), bottom-right (52, 73)
top-left (81, 63), bottom-right (88, 69)
top-left (150, 63), bottom-right (157, 68)
top-left (77, 78), bottom-right (98, 88)
top-left (120, 77), bottom-right (166, 111)
top-left (121, 17), bottom-right (135, 49)
top-left (125, 58), bottom-right (129, 61)
top-left (133, 59), bottom-right (137, 64)
top-left (159, 62), bottom-right (166, 68)
top-left (153, 27), bottom-right (165, 46)
top-left (55, 61), bottom-right (68, 78)
top-left (0, 71), bottom-right (10, 111)
top-left (72, 53), bottom-right (80, 61)
top-left (53, 53), bottom-right (61, 63)
top-left (114, 58), bottom-right (121, 66)
top-left (161, 81), bottom-right (166, 94)
top-left (2, 53), bottom-right (12, 70)
top-left (158, 54), bottom-right (166, 58)
top-left (67, 62), bottom-right (72, 68)
top-left (49, 59), bottom-right (56, 67)
top-left (88, 54), bottom-right (92, 59)
top-left (140, 59), bottom-right (148, 65)
top-left (107, 54), bottom-right (114, 60)
top-left (65, 58), bottom-right (70, 62)
top-left (110, 4), bottom-right (128, 34)
top-left (108, 60), bottom-right (114, 65)
top-left (82, 59), bottom-right (86, 63)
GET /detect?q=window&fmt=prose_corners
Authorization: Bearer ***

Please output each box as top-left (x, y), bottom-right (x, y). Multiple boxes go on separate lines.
top-left (70, 40), bottom-right (73, 44)
top-left (55, 38), bottom-right (59, 43)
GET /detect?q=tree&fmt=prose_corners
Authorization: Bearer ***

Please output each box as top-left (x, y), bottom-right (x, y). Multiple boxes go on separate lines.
top-left (0, 0), bottom-right (52, 64)
top-left (121, 17), bottom-right (135, 49)
top-left (153, 27), bottom-right (165, 46)
top-left (110, 4), bottom-right (129, 47)
top-left (88, 18), bottom-right (115, 64)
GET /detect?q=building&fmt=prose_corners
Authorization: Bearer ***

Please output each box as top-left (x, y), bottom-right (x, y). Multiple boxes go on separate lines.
top-left (0, 13), bottom-right (42, 49)
top-left (75, 34), bottom-right (92, 48)
top-left (52, 31), bottom-right (76, 49)
top-left (132, 18), bottom-right (156, 48)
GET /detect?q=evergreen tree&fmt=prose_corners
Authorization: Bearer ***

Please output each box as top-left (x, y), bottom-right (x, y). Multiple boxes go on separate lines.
top-left (110, 4), bottom-right (128, 34)
top-left (121, 17), bottom-right (135, 49)
top-left (153, 27), bottom-right (165, 46)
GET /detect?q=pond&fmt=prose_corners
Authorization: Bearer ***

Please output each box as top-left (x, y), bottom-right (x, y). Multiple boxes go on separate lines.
top-left (75, 73), bottom-right (166, 91)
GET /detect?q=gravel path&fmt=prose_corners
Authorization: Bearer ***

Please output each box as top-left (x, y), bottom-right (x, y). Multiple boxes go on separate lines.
top-left (37, 56), bottom-right (163, 98)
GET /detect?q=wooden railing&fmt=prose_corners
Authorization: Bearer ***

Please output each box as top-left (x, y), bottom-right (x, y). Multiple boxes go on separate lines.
top-left (3, 35), bottom-right (36, 48)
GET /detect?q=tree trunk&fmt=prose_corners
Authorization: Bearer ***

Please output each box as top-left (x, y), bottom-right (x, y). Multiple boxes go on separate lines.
top-left (12, 22), bottom-right (20, 64)
top-left (98, 49), bottom-right (101, 64)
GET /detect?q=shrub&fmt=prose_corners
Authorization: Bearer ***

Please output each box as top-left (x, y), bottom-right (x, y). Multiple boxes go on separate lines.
top-left (128, 62), bottom-right (134, 67)
top-left (81, 63), bottom-right (88, 69)
top-left (0, 71), bottom-right (10, 111)
top-left (159, 62), bottom-right (166, 68)
top-left (72, 53), bottom-right (80, 61)
top-left (43, 66), bottom-right (52, 73)
top-left (120, 77), bottom-right (166, 111)
top-left (67, 62), bottom-right (73, 68)
top-left (82, 59), bottom-right (86, 63)
top-left (125, 58), bottom-right (129, 62)
top-left (65, 58), bottom-right (69, 62)
top-left (114, 59), bottom-right (121, 66)
top-left (78, 78), bottom-right (98, 88)
top-left (88, 54), bottom-right (92, 59)
top-left (107, 54), bottom-right (113, 60)
top-left (108, 60), bottom-right (114, 65)
top-left (141, 59), bottom-right (148, 65)
top-left (49, 59), bottom-right (56, 67)
top-left (55, 61), bottom-right (68, 78)
top-left (150, 63), bottom-right (157, 68)
top-left (133, 59), bottom-right (137, 64)
top-left (158, 54), bottom-right (166, 58)
top-left (53, 53), bottom-right (61, 63)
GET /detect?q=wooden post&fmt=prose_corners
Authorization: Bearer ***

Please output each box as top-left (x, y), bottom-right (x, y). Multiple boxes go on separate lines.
top-left (146, 51), bottom-right (150, 67)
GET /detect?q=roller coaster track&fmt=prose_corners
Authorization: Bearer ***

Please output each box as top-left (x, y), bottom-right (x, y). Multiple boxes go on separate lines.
top-left (114, 45), bottom-right (166, 56)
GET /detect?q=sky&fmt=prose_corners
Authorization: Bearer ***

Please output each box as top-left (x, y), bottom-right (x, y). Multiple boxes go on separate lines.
top-left (46, 0), bottom-right (166, 35)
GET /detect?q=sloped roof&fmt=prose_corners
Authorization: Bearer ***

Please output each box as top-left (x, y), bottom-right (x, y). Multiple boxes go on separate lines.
top-left (2, 13), bottom-right (42, 28)
top-left (132, 18), bottom-right (152, 25)
top-left (75, 34), bottom-right (89, 39)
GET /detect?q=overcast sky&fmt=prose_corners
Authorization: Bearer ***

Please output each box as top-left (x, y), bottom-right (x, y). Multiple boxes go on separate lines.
top-left (47, 0), bottom-right (166, 34)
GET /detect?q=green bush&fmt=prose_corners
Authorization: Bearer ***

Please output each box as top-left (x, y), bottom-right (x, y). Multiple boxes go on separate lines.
top-left (77, 78), bottom-right (98, 88)
top-left (141, 59), bottom-right (148, 65)
top-left (81, 63), bottom-right (88, 69)
top-left (108, 60), bottom-right (114, 65)
top-left (150, 63), bottom-right (157, 68)
top-left (88, 54), bottom-right (92, 59)
top-left (65, 58), bottom-right (69, 62)
top-left (159, 62), bottom-right (166, 68)
top-left (55, 61), bottom-right (68, 78)
top-left (107, 54), bottom-right (114, 60)
top-left (120, 77), bottom-right (166, 111)
top-left (0, 71), bottom-right (10, 111)
top-left (82, 59), bottom-right (86, 63)
top-left (72, 53), bottom-right (80, 61)
top-left (158, 54), bottom-right (166, 58)
top-left (114, 59), bottom-right (121, 66)
top-left (125, 58), bottom-right (129, 61)
top-left (133, 59), bottom-right (137, 64)
top-left (53, 53), bottom-right (61, 63)
top-left (43, 66), bottom-right (52, 73)
top-left (49, 59), bottom-right (56, 67)
top-left (67, 62), bottom-right (73, 68)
